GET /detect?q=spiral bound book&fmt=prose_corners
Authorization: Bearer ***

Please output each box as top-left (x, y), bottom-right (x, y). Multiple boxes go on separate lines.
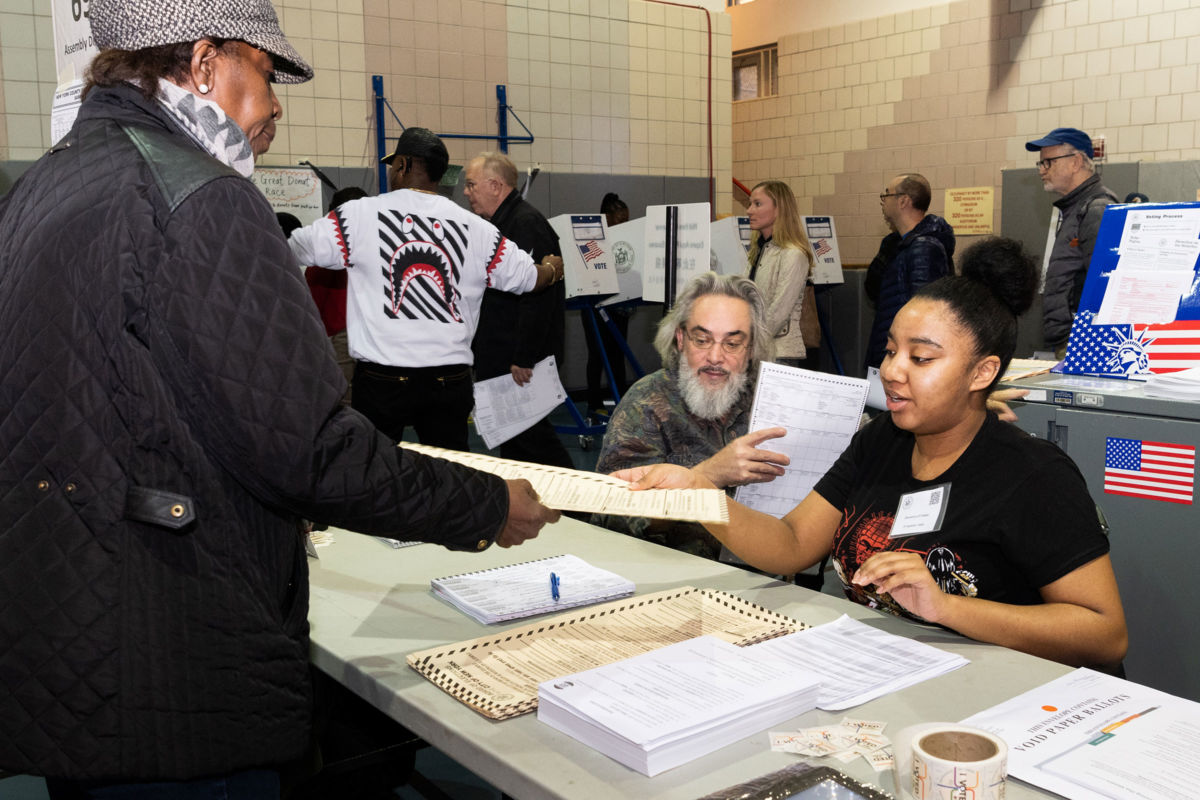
top-left (431, 553), bottom-right (635, 624)
top-left (407, 586), bottom-right (806, 720)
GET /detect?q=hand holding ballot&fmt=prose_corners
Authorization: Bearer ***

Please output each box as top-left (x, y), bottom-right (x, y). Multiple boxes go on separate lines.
top-left (498, 480), bottom-right (560, 547)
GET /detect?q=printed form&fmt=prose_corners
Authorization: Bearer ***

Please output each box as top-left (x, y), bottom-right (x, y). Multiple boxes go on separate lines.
top-left (735, 364), bottom-right (869, 518)
top-left (471, 355), bottom-right (567, 449)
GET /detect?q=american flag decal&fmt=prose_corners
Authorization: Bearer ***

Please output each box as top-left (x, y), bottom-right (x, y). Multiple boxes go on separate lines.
top-left (1104, 437), bottom-right (1195, 505)
top-left (813, 239), bottom-right (831, 257)
top-left (579, 241), bottom-right (603, 262)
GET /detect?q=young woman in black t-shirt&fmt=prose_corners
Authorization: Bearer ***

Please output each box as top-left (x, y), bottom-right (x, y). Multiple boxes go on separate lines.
top-left (615, 238), bottom-right (1128, 669)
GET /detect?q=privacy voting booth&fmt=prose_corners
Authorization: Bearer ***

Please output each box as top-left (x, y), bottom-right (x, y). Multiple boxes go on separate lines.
top-left (1004, 202), bottom-right (1200, 701)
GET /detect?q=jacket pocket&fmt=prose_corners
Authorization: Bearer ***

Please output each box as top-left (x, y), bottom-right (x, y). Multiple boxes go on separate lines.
top-left (124, 485), bottom-right (196, 531)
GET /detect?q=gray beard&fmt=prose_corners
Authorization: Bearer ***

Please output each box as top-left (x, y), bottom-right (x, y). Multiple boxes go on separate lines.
top-left (678, 364), bottom-right (749, 420)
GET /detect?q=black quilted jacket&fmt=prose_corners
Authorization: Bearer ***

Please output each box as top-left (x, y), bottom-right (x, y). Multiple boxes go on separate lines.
top-left (0, 84), bottom-right (509, 780)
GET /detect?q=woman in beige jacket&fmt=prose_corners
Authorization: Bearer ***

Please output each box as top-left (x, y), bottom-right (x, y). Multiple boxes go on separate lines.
top-left (745, 181), bottom-right (818, 365)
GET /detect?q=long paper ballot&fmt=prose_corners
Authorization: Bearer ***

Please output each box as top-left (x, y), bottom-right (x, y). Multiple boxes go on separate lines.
top-left (398, 442), bottom-right (729, 523)
top-left (735, 363), bottom-right (869, 519)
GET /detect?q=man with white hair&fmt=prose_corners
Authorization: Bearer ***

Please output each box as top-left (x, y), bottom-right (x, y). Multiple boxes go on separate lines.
top-left (595, 272), bottom-right (788, 559)
top-left (1025, 127), bottom-right (1117, 355)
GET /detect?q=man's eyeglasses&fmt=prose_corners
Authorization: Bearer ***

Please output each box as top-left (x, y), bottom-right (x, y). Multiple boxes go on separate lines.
top-left (879, 192), bottom-right (902, 200)
top-left (682, 329), bottom-right (748, 354)
top-left (1035, 153), bottom-right (1076, 170)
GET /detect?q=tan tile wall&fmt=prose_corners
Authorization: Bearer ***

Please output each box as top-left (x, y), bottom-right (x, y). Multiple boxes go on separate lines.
top-left (731, 0), bottom-right (1200, 263)
top-left (0, 0), bottom-right (57, 160)
top-left (1, 0), bottom-right (732, 214)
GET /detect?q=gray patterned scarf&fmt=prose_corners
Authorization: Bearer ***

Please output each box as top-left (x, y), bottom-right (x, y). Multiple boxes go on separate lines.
top-left (155, 79), bottom-right (256, 177)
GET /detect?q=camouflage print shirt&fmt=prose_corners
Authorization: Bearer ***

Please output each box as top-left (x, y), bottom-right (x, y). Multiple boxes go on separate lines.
top-left (593, 368), bottom-right (753, 559)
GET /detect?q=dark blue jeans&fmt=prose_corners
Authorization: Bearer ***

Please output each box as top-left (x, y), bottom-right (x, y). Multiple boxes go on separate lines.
top-left (45, 769), bottom-right (279, 799)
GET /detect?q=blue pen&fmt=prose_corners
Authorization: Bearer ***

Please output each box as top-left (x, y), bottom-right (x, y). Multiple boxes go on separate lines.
top-left (550, 572), bottom-right (560, 601)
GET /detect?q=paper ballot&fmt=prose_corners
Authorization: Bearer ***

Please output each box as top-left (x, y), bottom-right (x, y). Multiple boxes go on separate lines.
top-left (735, 364), bottom-right (869, 518)
top-left (471, 356), bottom-right (566, 449)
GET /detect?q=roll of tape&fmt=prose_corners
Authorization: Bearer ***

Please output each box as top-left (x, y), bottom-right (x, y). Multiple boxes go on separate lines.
top-left (905, 724), bottom-right (1006, 800)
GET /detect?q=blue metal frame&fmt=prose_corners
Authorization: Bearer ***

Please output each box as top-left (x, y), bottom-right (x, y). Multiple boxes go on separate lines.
top-left (373, 78), bottom-right (535, 193)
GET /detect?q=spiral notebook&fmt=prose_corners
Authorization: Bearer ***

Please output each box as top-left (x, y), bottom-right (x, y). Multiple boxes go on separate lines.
top-left (431, 554), bottom-right (635, 624)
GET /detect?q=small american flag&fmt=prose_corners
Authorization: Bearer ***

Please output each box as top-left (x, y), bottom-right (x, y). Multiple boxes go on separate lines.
top-left (579, 241), bottom-right (603, 262)
top-left (813, 239), bottom-right (831, 257)
top-left (1104, 437), bottom-right (1195, 505)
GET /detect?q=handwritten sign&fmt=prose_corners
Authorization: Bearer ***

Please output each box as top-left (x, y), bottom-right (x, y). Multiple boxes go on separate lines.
top-left (944, 186), bottom-right (994, 235)
top-left (251, 167), bottom-right (323, 225)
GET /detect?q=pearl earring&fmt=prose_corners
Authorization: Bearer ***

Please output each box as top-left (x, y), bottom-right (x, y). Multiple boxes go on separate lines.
top-left (198, 83), bottom-right (210, 94)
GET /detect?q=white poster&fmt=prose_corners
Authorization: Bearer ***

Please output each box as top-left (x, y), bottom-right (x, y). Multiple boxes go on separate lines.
top-left (710, 216), bottom-right (750, 276)
top-left (643, 203), bottom-right (711, 303)
top-left (548, 214), bottom-right (619, 299)
top-left (597, 217), bottom-right (645, 307)
top-left (802, 216), bottom-right (845, 285)
top-left (50, 0), bottom-right (99, 143)
top-left (251, 167), bottom-right (324, 225)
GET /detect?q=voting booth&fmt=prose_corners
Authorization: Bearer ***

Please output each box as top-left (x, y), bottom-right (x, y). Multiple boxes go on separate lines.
top-left (1004, 202), bottom-right (1200, 701)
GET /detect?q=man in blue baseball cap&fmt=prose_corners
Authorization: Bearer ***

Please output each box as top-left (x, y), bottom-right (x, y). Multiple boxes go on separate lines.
top-left (1025, 127), bottom-right (1117, 355)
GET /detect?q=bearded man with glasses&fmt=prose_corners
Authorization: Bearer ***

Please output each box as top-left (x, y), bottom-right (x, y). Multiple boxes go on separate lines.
top-left (1025, 127), bottom-right (1118, 357)
top-left (594, 272), bottom-right (791, 560)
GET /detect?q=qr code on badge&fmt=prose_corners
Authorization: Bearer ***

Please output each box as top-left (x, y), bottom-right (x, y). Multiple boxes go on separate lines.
top-left (929, 489), bottom-right (941, 505)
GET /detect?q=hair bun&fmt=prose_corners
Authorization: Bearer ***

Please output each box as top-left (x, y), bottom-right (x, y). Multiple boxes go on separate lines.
top-left (958, 237), bottom-right (1037, 317)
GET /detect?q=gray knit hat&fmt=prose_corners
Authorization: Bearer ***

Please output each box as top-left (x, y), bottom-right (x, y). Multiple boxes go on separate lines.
top-left (89, 0), bottom-right (314, 84)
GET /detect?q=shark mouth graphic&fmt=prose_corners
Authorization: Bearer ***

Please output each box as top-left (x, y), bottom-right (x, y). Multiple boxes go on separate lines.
top-left (388, 240), bottom-right (461, 321)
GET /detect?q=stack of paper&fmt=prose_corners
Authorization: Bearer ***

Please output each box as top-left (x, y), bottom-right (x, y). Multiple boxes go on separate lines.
top-left (431, 554), bottom-right (634, 624)
top-left (1144, 366), bottom-right (1200, 400)
top-left (538, 635), bottom-right (823, 777)
top-left (536, 616), bottom-right (967, 776)
top-left (751, 615), bottom-right (969, 710)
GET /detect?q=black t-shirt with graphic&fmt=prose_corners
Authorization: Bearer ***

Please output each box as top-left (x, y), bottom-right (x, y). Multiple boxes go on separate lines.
top-left (813, 412), bottom-right (1109, 621)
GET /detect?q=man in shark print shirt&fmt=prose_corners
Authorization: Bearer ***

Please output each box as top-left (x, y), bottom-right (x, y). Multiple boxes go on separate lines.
top-left (290, 128), bottom-right (563, 450)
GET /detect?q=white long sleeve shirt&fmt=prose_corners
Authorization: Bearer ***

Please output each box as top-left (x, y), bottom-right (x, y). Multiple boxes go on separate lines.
top-left (290, 189), bottom-right (538, 367)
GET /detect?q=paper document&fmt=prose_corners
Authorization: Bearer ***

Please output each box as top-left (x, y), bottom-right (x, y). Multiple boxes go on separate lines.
top-left (1118, 207), bottom-right (1200, 260)
top-left (1003, 358), bottom-right (1059, 382)
top-left (962, 667), bottom-right (1200, 800)
top-left (1095, 270), bottom-right (1193, 325)
top-left (749, 615), bottom-right (968, 710)
top-left (1144, 365), bottom-right (1200, 400)
top-left (538, 635), bottom-right (822, 776)
top-left (407, 586), bottom-right (805, 719)
top-left (431, 553), bottom-right (634, 624)
top-left (471, 355), bottom-right (567, 449)
top-left (735, 364), bottom-right (869, 518)
top-left (399, 442), bottom-right (729, 523)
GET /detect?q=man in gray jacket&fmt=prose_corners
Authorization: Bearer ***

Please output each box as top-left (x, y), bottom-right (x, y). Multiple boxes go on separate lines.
top-left (1026, 127), bottom-right (1118, 356)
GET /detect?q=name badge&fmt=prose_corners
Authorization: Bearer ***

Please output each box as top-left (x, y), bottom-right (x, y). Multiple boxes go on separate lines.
top-left (889, 483), bottom-right (950, 538)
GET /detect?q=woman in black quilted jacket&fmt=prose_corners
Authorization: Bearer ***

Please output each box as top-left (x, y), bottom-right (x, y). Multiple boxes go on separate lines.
top-left (0, 0), bottom-right (557, 797)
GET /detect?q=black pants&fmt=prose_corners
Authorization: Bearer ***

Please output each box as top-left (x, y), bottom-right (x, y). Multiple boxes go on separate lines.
top-left (351, 362), bottom-right (473, 452)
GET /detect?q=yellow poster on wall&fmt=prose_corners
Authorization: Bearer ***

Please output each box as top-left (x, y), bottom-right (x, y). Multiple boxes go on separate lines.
top-left (944, 187), bottom-right (995, 235)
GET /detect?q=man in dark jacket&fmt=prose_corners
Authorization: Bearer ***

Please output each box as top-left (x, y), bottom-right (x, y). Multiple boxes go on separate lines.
top-left (0, 0), bottom-right (556, 793)
top-left (1026, 127), bottom-right (1118, 355)
top-left (464, 152), bottom-right (575, 469)
top-left (864, 173), bottom-right (956, 368)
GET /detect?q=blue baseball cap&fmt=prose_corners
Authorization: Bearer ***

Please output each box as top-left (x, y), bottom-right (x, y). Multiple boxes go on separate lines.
top-left (1025, 128), bottom-right (1093, 158)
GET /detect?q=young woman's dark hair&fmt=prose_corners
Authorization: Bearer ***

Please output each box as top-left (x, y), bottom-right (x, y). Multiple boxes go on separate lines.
top-left (600, 192), bottom-right (629, 226)
top-left (916, 237), bottom-right (1037, 391)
